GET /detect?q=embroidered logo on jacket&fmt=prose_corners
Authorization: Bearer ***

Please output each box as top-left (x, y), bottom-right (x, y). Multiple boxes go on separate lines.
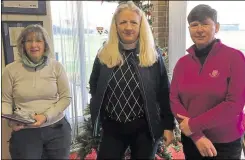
top-left (209, 70), bottom-right (220, 78)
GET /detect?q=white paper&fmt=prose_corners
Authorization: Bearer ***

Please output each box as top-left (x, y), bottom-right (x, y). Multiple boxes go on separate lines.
top-left (3, 1), bottom-right (38, 9)
top-left (9, 27), bottom-right (25, 46)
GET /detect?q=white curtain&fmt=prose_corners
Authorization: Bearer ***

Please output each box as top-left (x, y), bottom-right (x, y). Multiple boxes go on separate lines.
top-left (50, 1), bottom-right (86, 145)
top-left (50, 1), bottom-right (118, 146)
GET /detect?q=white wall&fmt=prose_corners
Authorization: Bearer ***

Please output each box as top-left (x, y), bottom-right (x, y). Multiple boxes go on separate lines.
top-left (168, 1), bottom-right (187, 79)
top-left (1, 2), bottom-right (53, 159)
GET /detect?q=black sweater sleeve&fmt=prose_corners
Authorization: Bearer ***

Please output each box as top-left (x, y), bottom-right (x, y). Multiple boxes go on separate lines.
top-left (158, 53), bottom-right (175, 130)
top-left (89, 56), bottom-right (101, 98)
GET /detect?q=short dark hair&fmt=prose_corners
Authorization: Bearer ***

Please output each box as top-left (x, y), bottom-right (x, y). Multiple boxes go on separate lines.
top-left (187, 4), bottom-right (217, 24)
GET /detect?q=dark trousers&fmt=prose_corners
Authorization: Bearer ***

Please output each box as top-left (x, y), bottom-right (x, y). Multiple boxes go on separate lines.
top-left (181, 134), bottom-right (242, 160)
top-left (9, 117), bottom-right (72, 159)
top-left (97, 117), bottom-right (159, 159)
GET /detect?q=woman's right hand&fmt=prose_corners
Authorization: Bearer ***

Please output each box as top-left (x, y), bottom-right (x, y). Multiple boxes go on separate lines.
top-left (8, 121), bottom-right (25, 131)
top-left (195, 136), bottom-right (217, 157)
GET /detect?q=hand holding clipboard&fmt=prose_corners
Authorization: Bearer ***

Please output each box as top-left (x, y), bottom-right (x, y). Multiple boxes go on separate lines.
top-left (2, 114), bottom-right (36, 125)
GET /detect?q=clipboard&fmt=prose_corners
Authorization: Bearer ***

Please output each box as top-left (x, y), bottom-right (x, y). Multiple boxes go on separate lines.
top-left (2, 114), bottom-right (36, 124)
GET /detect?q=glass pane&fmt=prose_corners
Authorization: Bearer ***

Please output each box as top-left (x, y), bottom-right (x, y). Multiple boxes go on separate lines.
top-left (83, 1), bottom-right (118, 81)
top-left (82, 1), bottom-right (118, 102)
top-left (186, 1), bottom-right (245, 55)
top-left (50, 1), bottom-right (118, 142)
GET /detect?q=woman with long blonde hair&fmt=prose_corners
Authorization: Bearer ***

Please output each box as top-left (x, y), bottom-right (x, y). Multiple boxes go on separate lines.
top-left (89, 1), bottom-right (175, 159)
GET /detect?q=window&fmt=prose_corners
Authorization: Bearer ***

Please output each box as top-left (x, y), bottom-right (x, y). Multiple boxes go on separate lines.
top-left (82, 1), bottom-right (118, 90)
top-left (50, 1), bottom-right (118, 143)
top-left (186, 1), bottom-right (245, 54)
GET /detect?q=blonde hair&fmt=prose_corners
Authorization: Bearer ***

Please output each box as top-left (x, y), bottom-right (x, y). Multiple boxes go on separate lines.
top-left (98, 1), bottom-right (158, 68)
top-left (16, 24), bottom-right (52, 57)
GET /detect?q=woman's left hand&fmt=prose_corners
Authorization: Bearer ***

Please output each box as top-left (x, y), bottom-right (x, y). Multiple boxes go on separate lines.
top-left (163, 130), bottom-right (175, 146)
top-left (30, 114), bottom-right (47, 127)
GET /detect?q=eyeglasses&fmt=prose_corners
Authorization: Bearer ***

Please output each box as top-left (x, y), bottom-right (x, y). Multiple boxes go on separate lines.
top-left (24, 39), bottom-right (44, 44)
top-left (189, 23), bottom-right (211, 30)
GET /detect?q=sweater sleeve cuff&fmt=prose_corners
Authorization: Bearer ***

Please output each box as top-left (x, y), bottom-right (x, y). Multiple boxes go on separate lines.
top-left (189, 132), bottom-right (205, 142)
top-left (189, 118), bottom-right (202, 133)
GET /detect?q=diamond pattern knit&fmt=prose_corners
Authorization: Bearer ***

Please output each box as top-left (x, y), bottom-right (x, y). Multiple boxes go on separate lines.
top-left (104, 50), bottom-right (144, 123)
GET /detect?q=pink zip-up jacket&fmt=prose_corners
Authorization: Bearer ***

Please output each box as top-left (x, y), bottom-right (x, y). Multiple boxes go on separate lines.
top-left (170, 40), bottom-right (245, 143)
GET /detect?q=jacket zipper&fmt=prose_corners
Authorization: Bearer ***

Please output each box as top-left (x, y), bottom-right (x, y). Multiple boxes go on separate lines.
top-left (93, 71), bottom-right (113, 137)
top-left (131, 59), bottom-right (155, 143)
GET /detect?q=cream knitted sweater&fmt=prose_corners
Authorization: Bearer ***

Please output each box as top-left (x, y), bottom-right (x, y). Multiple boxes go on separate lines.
top-left (2, 58), bottom-right (71, 127)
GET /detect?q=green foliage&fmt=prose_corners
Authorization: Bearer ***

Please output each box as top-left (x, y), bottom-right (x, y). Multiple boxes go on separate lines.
top-left (157, 46), bottom-right (169, 73)
top-left (76, 104), bottom-right (100, 159)
top-left (83, 105), bottom-right (91, 116)
top-left (76, 115), bottom-right (101, 159)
